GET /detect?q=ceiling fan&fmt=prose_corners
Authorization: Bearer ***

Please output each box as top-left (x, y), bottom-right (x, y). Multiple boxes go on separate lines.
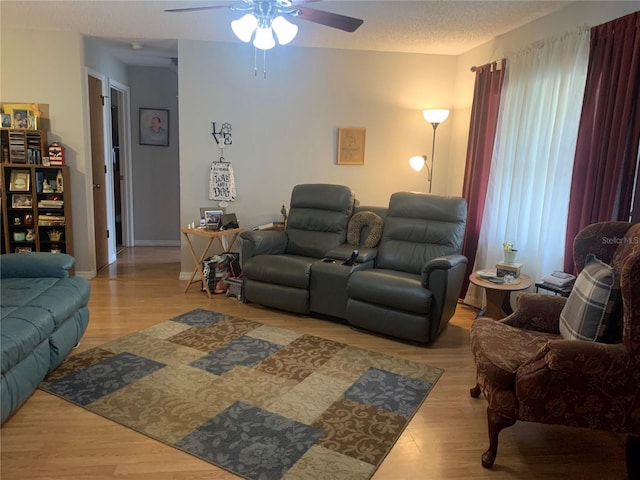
top-left (165, 0), bottom-right (364, 50)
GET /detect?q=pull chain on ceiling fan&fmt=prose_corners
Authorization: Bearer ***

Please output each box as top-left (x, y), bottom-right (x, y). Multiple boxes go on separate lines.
top-left (165, 0), bottom-right (363, 51)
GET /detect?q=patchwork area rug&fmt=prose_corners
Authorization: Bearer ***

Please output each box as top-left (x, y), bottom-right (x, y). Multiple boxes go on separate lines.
top-left (40, 309), bottom-right (443, 480)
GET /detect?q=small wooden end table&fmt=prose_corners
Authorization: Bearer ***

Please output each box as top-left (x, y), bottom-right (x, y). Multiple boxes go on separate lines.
top-left (469, 270), bottom-right (533, 319)
top-left (180, 227), bottom-right (244, 298)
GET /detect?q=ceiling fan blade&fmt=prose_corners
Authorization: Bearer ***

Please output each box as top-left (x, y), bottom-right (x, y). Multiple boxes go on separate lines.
top-left (294, 5), bottom-right (363, 32)
top-left (164, 4), bottom-right (233, 13)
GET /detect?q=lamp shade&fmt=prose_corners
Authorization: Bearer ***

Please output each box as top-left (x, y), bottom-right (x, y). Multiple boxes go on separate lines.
top-left (272, 16), bottom-right (298, 45)
top-left (253, 26), bottom-right (276, 50)
top-left (423, 109), bottom-right (450, 124)
top-left (231, 13), bottom-right (258, 43)
top-left (409, 155), bottom-right (426, 172)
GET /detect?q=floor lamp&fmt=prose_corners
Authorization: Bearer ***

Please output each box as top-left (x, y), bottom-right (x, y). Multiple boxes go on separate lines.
top-left (410, 109), bottom-right (450, 193)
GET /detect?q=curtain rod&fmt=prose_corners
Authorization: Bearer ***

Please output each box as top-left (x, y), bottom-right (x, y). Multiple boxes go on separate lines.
top-left (470, 60), bottom-right (505, 72)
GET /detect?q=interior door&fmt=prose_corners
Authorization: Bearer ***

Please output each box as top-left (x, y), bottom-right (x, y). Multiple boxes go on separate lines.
top-left (88, 75), bottom-right (109, 270)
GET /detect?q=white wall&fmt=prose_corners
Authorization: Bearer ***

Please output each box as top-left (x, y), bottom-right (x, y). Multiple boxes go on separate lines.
top-left (1, 29), bottom-right (94, 275)
top-left (84, 37), bottom-right (129, 87)
top-left (129, 67), bottom-right (180, 245)
top-left (177, 41), bottom-right (457, 272)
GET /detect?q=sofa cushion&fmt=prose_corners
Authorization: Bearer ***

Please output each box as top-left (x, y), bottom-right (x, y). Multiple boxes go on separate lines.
top-left (376, 193), bottom-right (466, 273)
top-left (242, 254), bottom-right (315, 289)
top-left (2, 276), bottom-right (91, 329)
top-left (348, 269), bottom-right (432, 314)
top-left (559, 254), bottom-right (615, 341)
top-left (0, 306), bottom-right (55, 375)
top-left (1, 340), bottom-right (50, 425)
top-left (285, 184), bottom-right (354, 258)
top-left (1, 277), bottom-right (61, 307)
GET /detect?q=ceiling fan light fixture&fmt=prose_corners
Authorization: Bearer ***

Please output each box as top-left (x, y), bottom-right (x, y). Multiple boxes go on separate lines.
top-left (272, 15), bottom-right (298, 45)
top-left (253, 26), bottom-right (276, 50)
top-left (231, 13), bottom-right (258, 43)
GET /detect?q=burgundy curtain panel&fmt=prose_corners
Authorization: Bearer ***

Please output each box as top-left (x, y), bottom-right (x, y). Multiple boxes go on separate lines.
top-left (564, 12), bottom-right (640, 273)
top-left (460, 59), bottom-right (506, 297)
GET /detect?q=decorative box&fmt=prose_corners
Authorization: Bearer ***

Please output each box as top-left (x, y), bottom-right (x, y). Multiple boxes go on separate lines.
top-left (496, 261), bottom-right (522, 278)
top-left (48, 142), bottom-right (65, 165)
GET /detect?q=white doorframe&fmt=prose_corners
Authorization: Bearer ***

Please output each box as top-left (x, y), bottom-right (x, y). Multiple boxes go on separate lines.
top-left (108, 79), bottom-right (134, 248)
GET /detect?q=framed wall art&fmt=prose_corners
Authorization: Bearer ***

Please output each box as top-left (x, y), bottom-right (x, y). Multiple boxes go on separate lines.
top-left (10, 170), bottom-right (30, 191)
top-left (140, 108), bottom-right (169, 146)
top-left (337, 127), bottom-right (366, 165)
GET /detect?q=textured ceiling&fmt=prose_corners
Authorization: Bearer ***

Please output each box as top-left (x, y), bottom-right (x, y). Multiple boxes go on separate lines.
top-left (1, 0), bottom-right (573, 67)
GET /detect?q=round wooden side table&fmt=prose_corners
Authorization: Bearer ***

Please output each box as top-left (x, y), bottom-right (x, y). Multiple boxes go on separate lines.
top-left (469, 271), bottom-right (533, 319)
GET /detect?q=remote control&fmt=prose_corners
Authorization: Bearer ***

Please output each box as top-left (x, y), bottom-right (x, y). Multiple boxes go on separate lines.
top-left (343, 249), bottom-right (359, 266)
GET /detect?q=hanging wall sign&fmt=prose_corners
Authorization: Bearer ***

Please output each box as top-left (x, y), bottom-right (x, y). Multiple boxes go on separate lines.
top-left (209, 122), bottom-right (236, 201)
top-left (212, 122), bottom-right (232, 147)
top-left (209, 162), bottom-right (236, 201)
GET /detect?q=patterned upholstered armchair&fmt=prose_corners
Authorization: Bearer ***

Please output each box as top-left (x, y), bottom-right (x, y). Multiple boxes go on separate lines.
top-left (470, 221), bottom-right (640, 477)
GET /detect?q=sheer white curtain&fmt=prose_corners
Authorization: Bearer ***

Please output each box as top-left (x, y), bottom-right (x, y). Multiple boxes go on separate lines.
top-left (466, 27), bottom-right (590, 307)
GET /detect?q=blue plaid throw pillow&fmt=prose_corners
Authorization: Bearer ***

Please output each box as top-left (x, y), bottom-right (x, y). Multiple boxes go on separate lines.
top-left (559, 254), bottom-right (615, 341)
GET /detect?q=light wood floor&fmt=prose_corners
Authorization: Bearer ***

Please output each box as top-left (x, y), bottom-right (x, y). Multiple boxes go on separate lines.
top-left (0, 247), bottom-right (627, 479)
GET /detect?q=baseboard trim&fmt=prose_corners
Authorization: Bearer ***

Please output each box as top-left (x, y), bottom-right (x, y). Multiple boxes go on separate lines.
top-left (75, 270), bottom-right (96, 280)
top-left (134, 240), bottom-right (181, 247)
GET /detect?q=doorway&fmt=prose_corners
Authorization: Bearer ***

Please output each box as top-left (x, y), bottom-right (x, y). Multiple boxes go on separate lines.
top-left (110, 87), bottom-right (123, 251)
top-left (108, 79), bottom-right (133, 254)
top-left (87, 70), bottom-right (133, 273)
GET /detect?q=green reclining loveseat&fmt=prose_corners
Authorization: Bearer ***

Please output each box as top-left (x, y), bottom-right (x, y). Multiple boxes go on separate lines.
top-left (1, 252), bottom-right (90, 423)
top-left (240, 184), bottom-right (467, 344)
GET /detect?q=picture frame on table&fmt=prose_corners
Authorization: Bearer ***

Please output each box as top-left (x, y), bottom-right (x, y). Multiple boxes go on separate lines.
top-left (12, 194), bottom-right (32, 208)
top-left (337, 127), bottom-right (366, 165)
top-left (200, 207), bottom-right (225, 229)
top-left (139, 108), bottom-right (169, 146)
top-left (9, 170), bottom-right (30, 191)
top-left (1, 113), bottom-right (11, 128)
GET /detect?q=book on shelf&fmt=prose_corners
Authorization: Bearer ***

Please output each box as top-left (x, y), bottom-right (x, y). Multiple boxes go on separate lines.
top-left (38, 221), bottom-right (65, 226)
top-left (38, 214), bottom-right (65, 226)
top-left (38, 199), bottom-right (64, 207)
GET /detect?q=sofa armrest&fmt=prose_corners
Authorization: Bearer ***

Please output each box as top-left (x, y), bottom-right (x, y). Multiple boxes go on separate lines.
top-left (421, 254), bottom-right (468, 339)
top-left (421, 254), bottom-right (467, 288)
top-left (524, 339), bottom-right (630, 376)
top-left (240, 230), bottom-right (288, 261)
top-left (502, 293), bottom-right (565, 335)
top-left (0, 252), bottom-right (74, 279)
